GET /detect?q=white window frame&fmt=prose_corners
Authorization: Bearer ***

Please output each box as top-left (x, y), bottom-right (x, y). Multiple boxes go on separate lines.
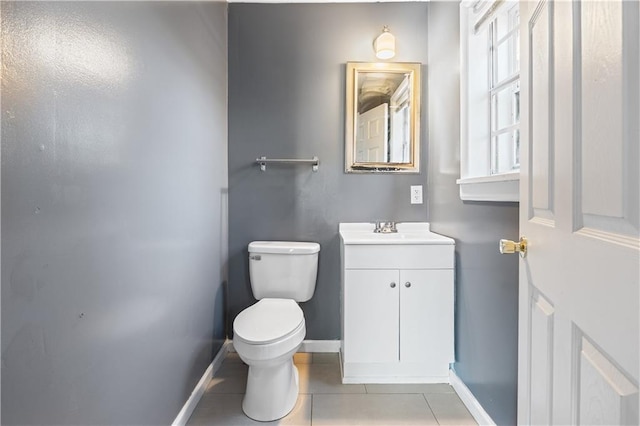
top-left (458, 0), bottom-right (520, 202)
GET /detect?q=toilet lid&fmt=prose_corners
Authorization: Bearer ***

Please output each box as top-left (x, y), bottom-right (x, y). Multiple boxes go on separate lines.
top-left (233, 298), bottom-right (304, 344)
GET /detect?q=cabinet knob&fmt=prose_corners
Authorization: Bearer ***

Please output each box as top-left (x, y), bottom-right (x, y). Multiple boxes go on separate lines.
top-left (390, 282), bottom-right (396, 288)
top-left (405, 282), bottom-right (411, 288)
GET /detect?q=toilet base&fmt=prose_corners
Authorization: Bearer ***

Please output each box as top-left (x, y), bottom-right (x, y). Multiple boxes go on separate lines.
top-left (242, 357), bottom-right (299, 421)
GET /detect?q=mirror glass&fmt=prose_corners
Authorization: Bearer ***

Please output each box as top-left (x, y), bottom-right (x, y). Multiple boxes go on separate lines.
top-left (345, 62), bottom-right (421, 173)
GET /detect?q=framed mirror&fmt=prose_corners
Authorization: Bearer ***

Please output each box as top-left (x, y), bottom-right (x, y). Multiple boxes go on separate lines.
top-left (345, 62), bottom-right (421, 173)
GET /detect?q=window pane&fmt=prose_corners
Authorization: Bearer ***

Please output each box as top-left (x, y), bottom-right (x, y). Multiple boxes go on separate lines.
top-left (494, 9), bottom-right (511, 40)
top-left (514, 128), bottom-right (520, 167)
top-left (491, 5), bottom-right (520, 86)
top-left (492, 81), bottom-right (520, 131)
top-left (510, 7), bottom-right (520, 74)
top-left (495, 34), bottom-right (519, 84)
top-left (492, 130), bottom-right (520, 174)
top-left (495, 38), bottom-right (511, 84)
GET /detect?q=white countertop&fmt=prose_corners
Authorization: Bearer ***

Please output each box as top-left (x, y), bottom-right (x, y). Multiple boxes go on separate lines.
top-left (339, 222), bottom-right (455, 245)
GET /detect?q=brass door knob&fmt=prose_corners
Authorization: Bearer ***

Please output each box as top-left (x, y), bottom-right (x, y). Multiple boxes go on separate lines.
top-left (499, 237), bottom-right (528, 258)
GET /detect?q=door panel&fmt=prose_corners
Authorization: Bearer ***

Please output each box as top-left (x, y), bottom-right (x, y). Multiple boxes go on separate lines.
top-left (529, 290), bottom-right (554, 426)
top-left (529, 0), bottom-right (554, 223)
top-left (580, 0), bottom-right (625, 221)
top-left (576, 335), bottom-right (639, 425)
top-left (399, 269), bottom-right (454, 366)
top-left (519, 0), bottom-right (639, 424)
top-left (575, 1), bottom-right (640, 239)
top-left (343, 269), bottom-right (399, 363)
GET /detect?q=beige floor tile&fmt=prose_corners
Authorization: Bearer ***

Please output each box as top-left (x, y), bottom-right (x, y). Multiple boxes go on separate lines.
top-left (312, 393), bottom-right (438, 426)
top-left (223, 352), bottom-right (245, 364)
top-left (424, 392), bottom-right (478, 426)
top-left (365, 383), bottom-right (455, 394)
top-left (187, 393), bottom-right (311, 426)
top-left (206, 363), bottom-right (248, 394)
top-left (297, 363), bottom-right (366, 395)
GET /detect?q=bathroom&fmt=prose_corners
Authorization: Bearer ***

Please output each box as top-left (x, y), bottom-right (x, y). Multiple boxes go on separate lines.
top-left (3, 1), bottom-right (637, 425)
top-left (2, 2), bottom-right (518, 424)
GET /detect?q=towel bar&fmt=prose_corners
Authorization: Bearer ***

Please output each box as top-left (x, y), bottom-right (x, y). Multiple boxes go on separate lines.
top-left (255, 156), bottom-right (319, 172)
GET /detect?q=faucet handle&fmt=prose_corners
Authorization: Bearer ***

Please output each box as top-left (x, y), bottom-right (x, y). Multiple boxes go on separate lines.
top-left (373, 221), bottom-right (398, 233)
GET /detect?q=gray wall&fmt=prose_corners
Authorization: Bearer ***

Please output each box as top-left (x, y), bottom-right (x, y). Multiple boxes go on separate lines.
top-left (1, 2), bottom-right (228, 425)
top-left (228, 2), bottom-right (430, 339)
top-left (427, 3), bottom-right (519, 426)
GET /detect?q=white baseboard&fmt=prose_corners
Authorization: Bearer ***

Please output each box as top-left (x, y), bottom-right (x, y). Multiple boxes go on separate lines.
top-left (298, 340), bottom-right (341, 353)
top-left (449, 368), bottom-right (496, 426)
top-left (172, 340), bottom-right (231, 426)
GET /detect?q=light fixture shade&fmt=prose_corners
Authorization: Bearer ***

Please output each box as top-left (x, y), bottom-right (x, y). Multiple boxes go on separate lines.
top-left (374, 27), bottom-right (395, 60)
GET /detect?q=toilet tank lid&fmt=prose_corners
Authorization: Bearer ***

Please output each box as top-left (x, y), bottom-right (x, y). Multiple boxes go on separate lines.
top-left (248, 241), bottom-right (320, 254)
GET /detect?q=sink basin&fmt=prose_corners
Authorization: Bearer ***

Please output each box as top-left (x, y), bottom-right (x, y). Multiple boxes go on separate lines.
top-left (339, 222), bottom-right (454, 245)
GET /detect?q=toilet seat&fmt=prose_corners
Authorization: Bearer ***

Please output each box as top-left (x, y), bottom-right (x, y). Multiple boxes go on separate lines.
top-left (233, 299), bottom-right (306, 363)
top-left (234, 298), bottom-right (304, 345)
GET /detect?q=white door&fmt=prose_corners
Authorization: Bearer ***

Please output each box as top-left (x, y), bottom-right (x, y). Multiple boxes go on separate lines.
top-left (390, 76), bottom-right (411, 163)
top-left (356, 103), bottom-right (389, 162)
top-left (518, 1), bottom-right (639, 425)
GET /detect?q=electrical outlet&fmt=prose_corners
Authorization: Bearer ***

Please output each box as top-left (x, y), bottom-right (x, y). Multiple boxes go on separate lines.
top-left (410, 185), bottom-right (423, 204)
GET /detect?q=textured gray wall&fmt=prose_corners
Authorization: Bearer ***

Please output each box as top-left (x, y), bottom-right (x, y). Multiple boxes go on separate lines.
top-left (228, 3), bottom-right (430, 340)
top-left (427, 3), bottom-right (519, 425)
top-left (1, 2), bottom-right (228, 425)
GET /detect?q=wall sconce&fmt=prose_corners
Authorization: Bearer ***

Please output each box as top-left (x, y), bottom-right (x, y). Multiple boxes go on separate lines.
top-left (374, 26), bottom-right (395, 60)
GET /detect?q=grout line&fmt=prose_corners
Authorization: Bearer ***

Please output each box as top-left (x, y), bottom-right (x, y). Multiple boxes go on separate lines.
top-left (422, 393), bottom-right (442, 426)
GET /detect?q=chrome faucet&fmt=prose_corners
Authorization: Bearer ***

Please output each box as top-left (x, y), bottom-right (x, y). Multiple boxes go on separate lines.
top-left (374, 221), bottom-right (398, 233)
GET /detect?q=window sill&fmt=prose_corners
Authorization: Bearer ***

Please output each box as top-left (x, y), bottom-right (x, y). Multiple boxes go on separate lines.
top-left (456, 172), bottom-right (519, 202)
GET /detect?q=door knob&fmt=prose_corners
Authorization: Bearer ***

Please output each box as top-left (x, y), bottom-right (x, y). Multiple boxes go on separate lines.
top-left (390, 282), bottom-right (396, 288)
top-left (405, 282), bottom-right (411, 288)
top-left (499, 237), bottom-right (528, 258)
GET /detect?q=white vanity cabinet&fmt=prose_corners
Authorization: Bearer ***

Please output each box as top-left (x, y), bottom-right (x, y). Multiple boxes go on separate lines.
top-left (339, 223), bottom-right (455, 384)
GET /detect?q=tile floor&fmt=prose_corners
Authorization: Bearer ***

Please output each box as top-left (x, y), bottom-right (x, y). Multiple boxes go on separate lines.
top-left (187, 352), bottom-right (478, 426)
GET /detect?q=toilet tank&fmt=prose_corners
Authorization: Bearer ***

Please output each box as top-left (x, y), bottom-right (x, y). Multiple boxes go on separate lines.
top-left (248, 241), bottom-right (320, 302)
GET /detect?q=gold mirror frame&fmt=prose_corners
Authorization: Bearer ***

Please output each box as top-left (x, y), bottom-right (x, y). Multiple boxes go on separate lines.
top-left (345, 62), bottom-right (421, 173)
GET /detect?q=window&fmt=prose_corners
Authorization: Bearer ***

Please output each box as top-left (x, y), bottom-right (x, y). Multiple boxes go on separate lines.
top-left (490, 4), bottom-right (520, 174)
top-left (458, 0), bottom-right (520, 202)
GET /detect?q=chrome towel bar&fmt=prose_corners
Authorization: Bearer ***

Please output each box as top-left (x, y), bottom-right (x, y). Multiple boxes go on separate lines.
top-left (255, 156), bottom-right (319, 172)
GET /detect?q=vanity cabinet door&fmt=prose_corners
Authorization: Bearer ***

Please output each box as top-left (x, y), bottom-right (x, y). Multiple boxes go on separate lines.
top-left (399, 269), bottom-right (454, 367)
top-left (343, 269), bottom-right (399, 363)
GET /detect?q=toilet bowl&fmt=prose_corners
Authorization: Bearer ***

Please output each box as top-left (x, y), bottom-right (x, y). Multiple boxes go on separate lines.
top-left (233, 298), bottom-right (306, 421)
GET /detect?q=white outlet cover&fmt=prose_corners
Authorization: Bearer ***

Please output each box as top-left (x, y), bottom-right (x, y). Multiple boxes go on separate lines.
top-left (410, 185), bottom-right (423, 204)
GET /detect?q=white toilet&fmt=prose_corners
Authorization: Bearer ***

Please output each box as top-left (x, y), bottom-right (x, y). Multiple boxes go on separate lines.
top-left (232, 241), bottom-right (320, 422)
